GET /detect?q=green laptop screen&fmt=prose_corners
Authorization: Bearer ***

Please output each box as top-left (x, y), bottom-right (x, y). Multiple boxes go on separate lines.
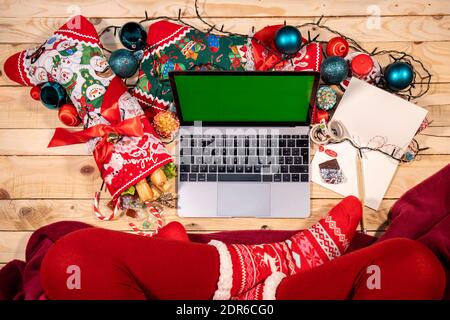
top-left (173, 74), bottom-right (315, 123)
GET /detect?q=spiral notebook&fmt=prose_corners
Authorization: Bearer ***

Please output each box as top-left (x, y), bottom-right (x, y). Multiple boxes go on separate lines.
top-left (311, 78), bottom-right (427, 210)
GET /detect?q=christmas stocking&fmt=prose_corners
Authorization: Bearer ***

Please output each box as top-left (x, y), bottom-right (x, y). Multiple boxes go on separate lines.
top-left (4, 16), bottom-right (173, 214)
top-left (131, 20), bottom-right (250, 120)
top-left (209, 195), bottom-right (362, 300)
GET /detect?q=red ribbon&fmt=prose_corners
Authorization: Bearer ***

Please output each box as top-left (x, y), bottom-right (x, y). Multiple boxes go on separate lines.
top-left (48, 77), bottom-right (145, 165)
top-left (252, 24), bottom-right (307, 71)
top-left (252, 25), bottom-right (286, 71)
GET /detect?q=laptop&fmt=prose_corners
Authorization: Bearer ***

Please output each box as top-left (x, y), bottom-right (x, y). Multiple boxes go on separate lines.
top-left (169, 71), bottom-right (320, 218)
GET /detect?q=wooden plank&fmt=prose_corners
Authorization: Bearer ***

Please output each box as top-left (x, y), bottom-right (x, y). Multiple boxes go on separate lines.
top-left (0, 85), bottom-right (449, 128)
top-left (0, 198), bottom-right (393, 232)
top-left (0, 155), bottom-right (447, 199)
top-left (0, 126), bottom-right (448, 155)
top-left (0, 129), bottom-right (88, 155)
top-left (0, 87), bottom-right (65, 129)
top-left (2, 41), bottom-right (450, 85)
top-left (1, 0), bottom-right (449, 18)
top-left (1, 16), bottom-right (450, 45)
top-left (0, 231), bottom-right (29, 262)
top-left (416, 127), bottom-right (450, 155)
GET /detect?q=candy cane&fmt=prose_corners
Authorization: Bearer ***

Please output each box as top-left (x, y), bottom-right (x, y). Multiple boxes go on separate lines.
top-left (148, 205), bottom-right (164, 231)
top-left (93, 192), bottom-right (121, 221)
top-left (129, 204), bottom-right (165, 237)
top-left (129, 222), bottom-right (153, 237)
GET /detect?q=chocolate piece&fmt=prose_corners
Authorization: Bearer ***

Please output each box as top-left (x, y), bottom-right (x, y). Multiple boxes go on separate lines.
top-left (319, 159), bottom-right (340, 171)
top-left (319, 159), bottom-right (345, 184)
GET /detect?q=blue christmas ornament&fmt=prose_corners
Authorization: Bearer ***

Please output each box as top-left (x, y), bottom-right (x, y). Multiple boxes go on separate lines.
top-left (39, 82), bottom-right (67, 109)
top-left (119, 22), bottom-right (147, 51)
top-left (109, 49), bottom-right (139, 78)
top-left (321, 56), bottom-right (349, 84)
top-left (274, 26), bottom-right (302, 56)
top-left (384, 62), bottom-right (414, 91)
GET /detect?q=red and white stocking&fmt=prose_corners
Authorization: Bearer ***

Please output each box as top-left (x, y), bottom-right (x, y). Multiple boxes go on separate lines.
top-left (209, 196), bottom-right (362, 300)
top-left (4, 16), bottom-right (173, 211)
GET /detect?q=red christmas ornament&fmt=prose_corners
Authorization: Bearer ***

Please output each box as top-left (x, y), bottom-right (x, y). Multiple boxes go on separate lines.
top-left (58, 103), bottom-right (81, 126)
top-left (326, 37), bottom-right (349, 58)
top-left (315, 109), bottom-right (329, 123)
top-left (30, 86), bottom-right (41, 100)
top-left (351, 53), bottom-right (374, 78)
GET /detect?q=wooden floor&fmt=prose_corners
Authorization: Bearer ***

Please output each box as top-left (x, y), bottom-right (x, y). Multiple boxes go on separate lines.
top-left (0, 0), bottom-right (449, 268)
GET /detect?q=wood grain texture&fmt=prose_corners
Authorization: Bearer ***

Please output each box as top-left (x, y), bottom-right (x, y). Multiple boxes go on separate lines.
top-left (1, 0), bottom-right (449, 18)
top-left (0, 15), bottom-right (450, 46)
top-left (0, 231), bottom-right (29, 262)
top-left (0, 198), bottom-right (393, 232)
top-left (0, 155), bottom-right (448, 200)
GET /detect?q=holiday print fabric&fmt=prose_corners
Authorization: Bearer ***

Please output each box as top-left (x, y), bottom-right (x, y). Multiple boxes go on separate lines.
top-left (4, 16), bottom-right (172, 200)
top-left (131, 21), bottom-right (323, 121)
top-left (131, 20), bottom-right (249, 119)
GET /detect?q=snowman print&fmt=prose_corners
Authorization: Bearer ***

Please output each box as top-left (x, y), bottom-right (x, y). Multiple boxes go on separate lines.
top-left (90, 55), bottom-right (114, 79)
top-left (33, 67), bottom-right (48, 83)
top-left (58, 68), bottom-right (74, 85)
top-left (90, 55), bottom-right (108, 72)
top-left (86, 84), bottom-right (106, 102)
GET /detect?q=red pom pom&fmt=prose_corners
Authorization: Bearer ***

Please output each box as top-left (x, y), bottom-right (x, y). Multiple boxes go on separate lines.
top-left (326, 37), bottom-right (349, 58)
top-left (315, 109), bottom-right (329, 123)
top-left (30, 86), bottom-right (41, 100)
top-left (58, 104), bottom-right (81, 126)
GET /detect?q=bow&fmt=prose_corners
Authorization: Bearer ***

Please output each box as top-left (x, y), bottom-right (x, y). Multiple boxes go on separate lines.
top-left (48, 77), bottom-right (145, 165)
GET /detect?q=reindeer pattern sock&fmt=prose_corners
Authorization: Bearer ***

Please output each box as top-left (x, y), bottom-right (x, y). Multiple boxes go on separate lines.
top-left (209, 196), bottom-right (362, 300)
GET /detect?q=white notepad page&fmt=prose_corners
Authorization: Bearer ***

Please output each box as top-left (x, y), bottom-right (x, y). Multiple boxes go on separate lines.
top-left (311, 78), bottom-right (427, 210)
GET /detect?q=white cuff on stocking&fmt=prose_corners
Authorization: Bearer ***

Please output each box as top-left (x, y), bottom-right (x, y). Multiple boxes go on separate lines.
top-left (262, 272), bottom-right (286, 300)
top-left (209, 240), bottom-right (233, 300)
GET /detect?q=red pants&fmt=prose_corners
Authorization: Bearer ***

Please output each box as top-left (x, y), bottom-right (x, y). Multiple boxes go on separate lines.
top-left (41, 228), bottom-right (445, 300)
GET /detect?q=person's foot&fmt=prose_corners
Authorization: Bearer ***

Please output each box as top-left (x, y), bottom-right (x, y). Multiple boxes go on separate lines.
top-left (209, 196), bottom-right (362, 300)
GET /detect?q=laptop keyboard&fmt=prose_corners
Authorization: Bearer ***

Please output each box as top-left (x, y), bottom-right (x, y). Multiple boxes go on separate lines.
top-left (179, 134), bottom-right (309, 183)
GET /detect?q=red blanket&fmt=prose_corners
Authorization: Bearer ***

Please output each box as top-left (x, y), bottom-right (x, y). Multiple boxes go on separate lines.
top-left (1, 164), bottom-right (448, 300)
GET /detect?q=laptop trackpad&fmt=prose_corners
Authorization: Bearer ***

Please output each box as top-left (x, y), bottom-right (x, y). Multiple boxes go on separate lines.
top-left (217, 183), bottom-right (270, 217)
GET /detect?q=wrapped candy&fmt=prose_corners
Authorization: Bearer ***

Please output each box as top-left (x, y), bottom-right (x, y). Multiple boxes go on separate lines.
top-left (4, 16), bottom-right (173, 221)
top-left (153, 110), bottom-right (180, 140)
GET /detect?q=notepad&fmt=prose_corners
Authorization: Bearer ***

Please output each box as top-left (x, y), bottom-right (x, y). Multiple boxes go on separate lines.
top-left (311, 78), bottom-right (427, 210)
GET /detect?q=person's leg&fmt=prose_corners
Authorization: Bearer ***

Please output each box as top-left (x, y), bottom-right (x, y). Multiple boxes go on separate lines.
top-left (41, 226), bottom-right (220, 300)
top-left (41, 197), bottom-right (361, 300)
top-left (277, 238), bottom-right (446, 300)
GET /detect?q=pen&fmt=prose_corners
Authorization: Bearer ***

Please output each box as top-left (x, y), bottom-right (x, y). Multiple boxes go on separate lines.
top-left (356, 149), bottom-right (367, 234)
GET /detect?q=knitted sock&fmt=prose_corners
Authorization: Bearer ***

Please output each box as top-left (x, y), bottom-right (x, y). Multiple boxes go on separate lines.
top-left (209, 196), bottom-right (362, 300)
